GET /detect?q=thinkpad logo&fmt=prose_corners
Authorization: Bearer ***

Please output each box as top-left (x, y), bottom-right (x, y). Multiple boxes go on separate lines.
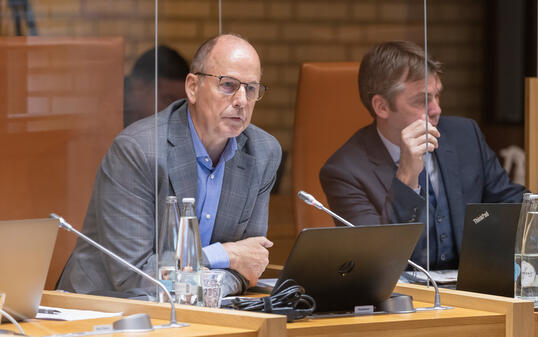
top-left (473, 211), bottom-right (490, 224)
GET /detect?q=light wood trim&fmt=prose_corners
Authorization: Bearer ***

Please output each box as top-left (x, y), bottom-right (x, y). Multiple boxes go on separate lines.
top-left (395, 283), bottom-right (534, 337)
top-left (525, 77), bottom-right (538, 193)
top-left (17, 317), bottom-right (256, 337)
top-left (41, 291), bottom-right (286, 337)
top-left (266, 264), bottom-right (284, 271)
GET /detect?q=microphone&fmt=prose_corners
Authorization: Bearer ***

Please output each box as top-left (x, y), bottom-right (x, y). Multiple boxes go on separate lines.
top-left (49, 213), bottom-right (187, 330)
top-left (297, 191), bottom-right (450, 311)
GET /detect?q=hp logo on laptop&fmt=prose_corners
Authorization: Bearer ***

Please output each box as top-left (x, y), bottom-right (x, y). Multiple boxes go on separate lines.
top-left (338, 260), bottom-right (355, 277)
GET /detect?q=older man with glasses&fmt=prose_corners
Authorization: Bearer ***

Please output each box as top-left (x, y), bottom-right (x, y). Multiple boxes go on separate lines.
top-left (57, 34), bottom-right (282, 298)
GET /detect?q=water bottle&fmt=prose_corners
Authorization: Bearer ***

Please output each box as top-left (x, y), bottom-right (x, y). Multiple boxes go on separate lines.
top-left (175, 197), bottom-right (204, 306)
top-left (515, 193), bottom-right (538, 304)
top-left (157, 196), bottom-right (181, 303)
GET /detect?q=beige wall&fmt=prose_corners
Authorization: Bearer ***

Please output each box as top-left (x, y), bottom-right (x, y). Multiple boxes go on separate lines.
top-left (1, 0), bottom-right (485, 194)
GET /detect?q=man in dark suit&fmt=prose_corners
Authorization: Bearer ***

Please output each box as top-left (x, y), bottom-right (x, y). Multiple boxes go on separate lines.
top-left (320, 41), bottom-right (527, 269)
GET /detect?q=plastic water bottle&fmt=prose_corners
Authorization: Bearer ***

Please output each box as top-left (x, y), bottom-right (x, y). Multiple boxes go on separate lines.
top-left (157, 196), bottom-right (181, 303)
top-left (515, 193), bottom-right (538, 304)
top-left (175, 197), bottom-right (204, 306)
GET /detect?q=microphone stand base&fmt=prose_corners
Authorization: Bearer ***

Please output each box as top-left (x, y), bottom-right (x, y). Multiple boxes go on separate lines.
top-left (415, 305), bottom-right (453, 311)
top-left (154, 322), bottom-right (190, 329)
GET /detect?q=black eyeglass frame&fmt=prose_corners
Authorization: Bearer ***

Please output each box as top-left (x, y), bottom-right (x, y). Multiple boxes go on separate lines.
top-left (194, 72), bottom-right (267, 101)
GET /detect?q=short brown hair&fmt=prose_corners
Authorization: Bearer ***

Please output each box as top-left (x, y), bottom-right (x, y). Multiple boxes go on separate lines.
top-left (358, 40), bottom-right (442, 117)
top-left (190, 33), bottom-right (248, 73)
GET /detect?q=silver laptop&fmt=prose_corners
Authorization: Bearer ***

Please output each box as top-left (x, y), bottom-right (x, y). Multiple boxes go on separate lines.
top-left (0, 218), bottom-right (59, 321)
top-left (272, 223), bottom-right (424, 313)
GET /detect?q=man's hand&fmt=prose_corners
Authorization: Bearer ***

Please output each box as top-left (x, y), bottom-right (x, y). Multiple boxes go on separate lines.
top-left (222, 236), bottom-right (273, 287)
top-left (396, 119), bottom-right (440, 189)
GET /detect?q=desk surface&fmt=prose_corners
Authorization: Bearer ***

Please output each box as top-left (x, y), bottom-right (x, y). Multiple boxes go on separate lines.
top-left (0, 285), bottom-right (534, 337)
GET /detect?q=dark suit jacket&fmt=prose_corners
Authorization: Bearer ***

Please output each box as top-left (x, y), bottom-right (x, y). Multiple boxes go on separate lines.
top-left (58, 100), bottom-right (282, 297)
top-left (320, 116), bottom-right (527, 267)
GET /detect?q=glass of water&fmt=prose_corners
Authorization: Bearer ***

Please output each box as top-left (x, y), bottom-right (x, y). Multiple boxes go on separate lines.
top-left (202, 270), bottom-right (225, 308)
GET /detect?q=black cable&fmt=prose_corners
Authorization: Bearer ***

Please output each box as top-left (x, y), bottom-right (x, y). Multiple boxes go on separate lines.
top-left (222, 279), bottom-right (316, 322)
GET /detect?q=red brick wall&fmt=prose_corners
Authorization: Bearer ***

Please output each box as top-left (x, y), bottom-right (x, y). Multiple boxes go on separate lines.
top-left (0, 0), bottom-right (486, 194)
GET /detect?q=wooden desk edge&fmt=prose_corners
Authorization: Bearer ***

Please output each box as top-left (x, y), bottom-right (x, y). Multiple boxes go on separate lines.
top-left (395, 283), bottom-right (534, 337)
top-left (41, 291), bottom-right (287, 337)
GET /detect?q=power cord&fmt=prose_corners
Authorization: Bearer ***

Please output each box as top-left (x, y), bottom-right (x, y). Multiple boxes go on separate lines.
top-left (223, 279), bottom-right (316, 322)
top-left (0, 308), bottom-right (25, 335)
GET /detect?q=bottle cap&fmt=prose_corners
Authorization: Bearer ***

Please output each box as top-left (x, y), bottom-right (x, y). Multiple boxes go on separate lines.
top-left (182, 197), bottom-right (195, 204)
top-left (165, 196), bottom-right (177, 203)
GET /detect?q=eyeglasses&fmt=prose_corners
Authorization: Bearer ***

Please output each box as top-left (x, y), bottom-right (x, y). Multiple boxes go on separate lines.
top-left (195, 72), bottom-right (267, 101)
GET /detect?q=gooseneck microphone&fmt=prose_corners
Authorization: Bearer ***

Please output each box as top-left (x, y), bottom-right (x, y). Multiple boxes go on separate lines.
top-left (297, 191), bottom-right (450, 311)
top-left (49, 213), bottom-right (187, 329)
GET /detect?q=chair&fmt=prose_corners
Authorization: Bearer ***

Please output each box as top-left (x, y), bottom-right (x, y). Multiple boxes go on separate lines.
top-left (0, 37), bottom-right (124, 289)
top-left (292, 62), bottom-right (373, 234)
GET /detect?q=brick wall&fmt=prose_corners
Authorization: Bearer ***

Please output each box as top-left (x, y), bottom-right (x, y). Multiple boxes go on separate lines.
top-left (0, 0), bottom-right (485, 194)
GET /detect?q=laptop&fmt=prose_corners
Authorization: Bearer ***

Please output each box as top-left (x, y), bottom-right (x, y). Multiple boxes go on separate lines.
top-left (272, 223), bottom-right (424, 313)
top-left (0, 218), bottom-right (59, 321)
top-left (457, 203), bottom-right (521, 297)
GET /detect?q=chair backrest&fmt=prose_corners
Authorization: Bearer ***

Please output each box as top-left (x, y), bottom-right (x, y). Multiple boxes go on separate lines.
top-left (292, 62), bottom-right (373, 234)
top-left (0, 37), bottom-right (124, 289)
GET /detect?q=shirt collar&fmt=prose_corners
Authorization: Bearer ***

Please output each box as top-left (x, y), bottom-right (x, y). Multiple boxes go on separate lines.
top-left (187, 108), bottom-right (237, 167)
top-left (376, 127), bottom-right (434, 170)
top-left (376, 128), bottom-right (400, 164)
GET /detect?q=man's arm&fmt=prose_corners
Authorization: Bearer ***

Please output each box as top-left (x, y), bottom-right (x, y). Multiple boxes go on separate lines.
top-left (92, 134), bottom-right (159, 292)
top-left (471, 120), bottom-right (528, 202)
top-left (320, 160), bottom-right (425, 226)
top-left (220, 138), bottom-right (282, 288)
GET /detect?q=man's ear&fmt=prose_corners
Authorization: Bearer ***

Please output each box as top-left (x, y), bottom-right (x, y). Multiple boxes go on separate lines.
top-left (185, 73), bottom-right (198, 104)
top-left (371, 94), bottom-right (391, 119)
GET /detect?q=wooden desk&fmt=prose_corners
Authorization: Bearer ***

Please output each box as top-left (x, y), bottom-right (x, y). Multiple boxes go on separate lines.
top-left (0, 286), bottom-right (534, 337)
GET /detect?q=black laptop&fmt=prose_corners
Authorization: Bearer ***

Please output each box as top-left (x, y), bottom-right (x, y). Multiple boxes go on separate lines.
top-left (272, 223), bottom-right (424, 313)
top-left (457, 203), bottom-right (522, 297)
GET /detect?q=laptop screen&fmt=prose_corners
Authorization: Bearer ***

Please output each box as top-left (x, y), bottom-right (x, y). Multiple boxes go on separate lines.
top-left (457, 203), bottom-right (521, 297)
top-left (0, 218), bottom-right (59, 321)
top-left (273, 223), bottom-right (423, 313)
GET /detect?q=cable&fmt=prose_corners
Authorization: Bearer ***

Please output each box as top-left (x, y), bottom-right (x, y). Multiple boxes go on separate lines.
top-left (223, 279), bottom-right (316, 322)
top-left (0, 308), bottom-right (25, 335)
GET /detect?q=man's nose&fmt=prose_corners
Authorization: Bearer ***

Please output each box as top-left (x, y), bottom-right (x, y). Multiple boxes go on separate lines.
top-left (232, 85), bottom-right (248, 108)
top-left (428, 98), bottom-right (441, 116)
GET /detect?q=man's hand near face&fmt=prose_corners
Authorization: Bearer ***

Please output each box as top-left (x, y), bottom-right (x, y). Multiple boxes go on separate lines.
top-left (221, 236), bottom-right (273, 287)
top-left (396, 119), bottom-right (440, 189)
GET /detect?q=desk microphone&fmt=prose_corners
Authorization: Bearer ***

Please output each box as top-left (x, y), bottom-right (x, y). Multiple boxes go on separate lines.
top-left (297, 191), bottom-right (450, 311)
top-left (49, 213), bottom-right (187, 330)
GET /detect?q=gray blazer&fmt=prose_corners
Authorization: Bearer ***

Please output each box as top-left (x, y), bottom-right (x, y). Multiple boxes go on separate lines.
top-left (58, 99), bottom-right (282, 298)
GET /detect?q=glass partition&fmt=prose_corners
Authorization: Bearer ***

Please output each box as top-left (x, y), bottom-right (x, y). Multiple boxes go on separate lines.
top-left (0, 0), bottom-right (448, 303)
top-left (426, 0), bottom-right (532, 277)
top-left (0, 0), bottom-right (156, 291)
top-left (153, 0), bottom-right (430, 281)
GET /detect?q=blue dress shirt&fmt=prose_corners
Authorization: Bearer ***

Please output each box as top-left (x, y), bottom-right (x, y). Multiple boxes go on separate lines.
top-left (187, 109), bottom-right (238, 269)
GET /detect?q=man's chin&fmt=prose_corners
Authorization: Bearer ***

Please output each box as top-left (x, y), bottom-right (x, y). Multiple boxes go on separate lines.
top-left (222, 126), bottom-right (246, 139)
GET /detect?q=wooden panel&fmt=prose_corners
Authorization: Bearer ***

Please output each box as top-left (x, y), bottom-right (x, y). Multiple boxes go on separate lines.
top-left (525, 77), bottom-right (538, 192)
top-left (40, 290), bottom-right (506, 337)
top-left (16, 317), bottom-right (257, 337)
top-left (0, 37), bottom-right (124, 289)
top-left (395, 283), bottom-right (534, 337)
top-left (3, 287), bottom-right (533, 337)
top-left (40, 291), bottom-right (286, 337)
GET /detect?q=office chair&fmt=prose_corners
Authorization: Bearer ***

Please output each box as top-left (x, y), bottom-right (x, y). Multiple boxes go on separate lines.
top-left (292, 62), bottom-right (373, 234)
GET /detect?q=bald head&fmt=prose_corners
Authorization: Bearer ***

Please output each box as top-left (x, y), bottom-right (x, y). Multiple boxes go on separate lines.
top-left (191, 34), bottom-right (261, 78)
